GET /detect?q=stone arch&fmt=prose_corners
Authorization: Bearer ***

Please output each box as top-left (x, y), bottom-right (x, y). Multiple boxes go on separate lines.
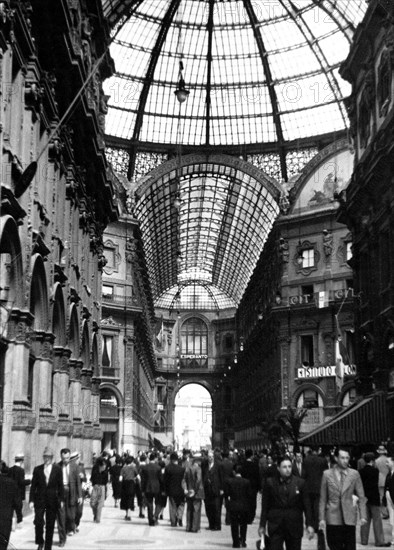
top-left (80, 320), bottom-right (90, 368)
top-left (135, 153), bottom-right (284, 200)
top-left (51, 283), bottom-right (66, 347)
top-left (92, 332), bottom-right (99, 376)
top-left (0, 215), bottom-right (24, 310)
top-left (68, 305), bottom-right (80, 359)
top-left (336, 380), bottom-right (356, 407)
top-left (29, 254), bottom-right (49, 331)
top-left (292, 382), bottom-right (326, 408)
top-left (99, 382), bottom-right (124, 409)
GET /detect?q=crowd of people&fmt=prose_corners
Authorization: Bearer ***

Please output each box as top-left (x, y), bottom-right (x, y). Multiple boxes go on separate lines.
top-left (0, 444), bottom-right (393, 550)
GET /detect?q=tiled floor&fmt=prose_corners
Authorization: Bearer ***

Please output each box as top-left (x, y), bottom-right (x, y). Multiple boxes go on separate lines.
top-left (9, 498), bottom-right (394, 550)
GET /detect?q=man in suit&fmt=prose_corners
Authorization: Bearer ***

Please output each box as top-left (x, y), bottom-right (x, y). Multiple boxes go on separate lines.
top-left (57, 448), bottom-right (82, 543)
top-left (221, 450), bottom-right (235, 525)
top-left (69, 452), bottom-right (86, 533)
top-left (225, 464), bottom-right (253, 548)
top-left (0, 460), bottom-right (23, 550)
top-left (376, 446), bottom-right (389, 519)
top-left (8, 452), bottom-right (30, 502)
top-left (303, 446), bottom-right (328, 550)
top-left (319, 446), bottom-right (367, 550)
top-left (384, 455), bottom-right (394, 546)
top-left (164, 452), bottom-right (185, 527)
top-left (29, 447), bottom-right (64, 550)
top-left (140, 452), bottom-right (161, 526)
top-left (258, 455), bottom-right (314, 550)
top-left (241, 449), bottom-right (260, 524)
top-left (203, 450), bottom-right (224, 531)
top-left (359, 452), bottom-right (390, 546)
top-left (292, 450), bottom-right (305, 478)
top-left (183, 456), bottom-right (205, 533)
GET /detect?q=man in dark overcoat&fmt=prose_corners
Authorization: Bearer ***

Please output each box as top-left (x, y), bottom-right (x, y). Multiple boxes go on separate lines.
top-left (29, 447), bottom-right (64, 550)
top-left (259, 455), bottom-right (314, 550)
top-left (164, 452), bottom-right (185, 527)
top-left (203, 450), bottom-right (224, 531)
top-left (0, 460), bottom-right (23, 550)
top-left (140, 452), bottom-right (161, 526)
top-left (57, 448), bottom-right (82, 542)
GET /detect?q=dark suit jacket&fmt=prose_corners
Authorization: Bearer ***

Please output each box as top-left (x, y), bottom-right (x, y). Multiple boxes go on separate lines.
top-left (8, 464), bottom-right (30, 500)
top-left (203, 462), bottom-right (223, 498)
top-left (292, 461), bottom-right (305, 478)
top-left (221, 458), bottom-right (235, 483)
top-left (183, 463), bottom-right (204, 500)
top-left (241, 460), bottom-right (260, 494)
top-left (29, 463), bottom-right (64, 510)
top-left (384, 471), bottom-right (394, 502)
top-left (360, 464), bottom-right (380, 506)
top-left (303, 454), bottom-right (328, 494)
top-left (140, 462), bottom-right (161, 495)
top-left (164, 463), bottom-right (185, 501)
top-left (260, 474), bottom-right (312, 538)
top-left (58, 461), bottom-right (82, 505)
top-left (225, 476), bottom-right (253, 514)
top-left (0, 475), bottom-right (23, 524)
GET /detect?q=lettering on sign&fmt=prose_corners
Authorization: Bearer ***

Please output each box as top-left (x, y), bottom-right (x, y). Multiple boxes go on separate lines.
top-left (180, 354), bottom-right (208, 359)
top-left (297, 364), bottom-right (356, 379)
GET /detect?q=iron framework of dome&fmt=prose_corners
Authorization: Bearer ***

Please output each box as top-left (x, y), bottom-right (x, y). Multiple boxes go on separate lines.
top-left (102, 0), bottom-right (367, 182)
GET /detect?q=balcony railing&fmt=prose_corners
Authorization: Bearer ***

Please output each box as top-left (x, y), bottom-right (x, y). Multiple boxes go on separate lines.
top-left (279, 288), bottom-right (354, 308)
top-left (101, 367), bottom-right (120, 379)
top-left (102, 293), bottom-right (139, 306)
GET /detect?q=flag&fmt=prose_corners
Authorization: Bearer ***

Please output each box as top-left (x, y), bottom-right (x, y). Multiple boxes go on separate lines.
top-left (318, 291), bottom-right (328, 309)
top-left (156, 316), bottom-right (164, 347)
top-left (334, 314), bottom-right (350, 391)
top-left (152, 409), bottom-right (161, 424)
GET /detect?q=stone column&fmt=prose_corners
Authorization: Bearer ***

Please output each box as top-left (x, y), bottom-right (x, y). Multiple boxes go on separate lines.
top-left (53, 346), bottom-right (72, 451)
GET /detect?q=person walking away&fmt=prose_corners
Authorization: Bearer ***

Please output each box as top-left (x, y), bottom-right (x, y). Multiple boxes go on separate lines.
top-left (258, 455), bottom-right (314, 550)
top-left (303, 446), bottom-right (328, 550)
top-left (183, 455), bottom-right (204, 533)
top-left (140, 452), bottom-right (161, 526)
top-left (119, 456), bottom-right (138, 520)
top-left (241, 449), bottom-right (260, 525)
top-left (29, 447), bottom-right (64, 550)
top-left (359, 452), bottom-right (390, 546)
top-left (90, 457), bottom-right (108, 523)
top-left (225, 464), bottom-right (253, 548)
top-left (384, 454), bottom-right (394, 546)
top-left (203, 450), bottom-right (224, 531)
top-left (155, 459), bottom-right (168, 523)
top-left (319, 446), bottom-right (367, 550)
top-left (0, 461), bottom-right (23, 550)
top-left (8, 452), bottom-right (30, 531)
top-left (70, 452), bottom-right (85, 533)
top-left (221, 450), bottom-right (235, 525)
top-left (377, 446), bottom-right (390, 519)
top-left (135, 453), bottom-right (147, 518)
top-left (110, 455), bottom-right (123, 508)
top-left (164, 452), bottom-right (186, 527)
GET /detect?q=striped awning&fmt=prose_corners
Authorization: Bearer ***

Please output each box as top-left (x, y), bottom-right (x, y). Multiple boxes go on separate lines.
top-left (299, 392), bottom-right (390, 446)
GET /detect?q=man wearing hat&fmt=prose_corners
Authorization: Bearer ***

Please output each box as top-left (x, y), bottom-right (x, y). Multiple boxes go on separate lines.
top-left (70, 452), bottom-right (86, 533)
top-left (57, 448), bottom-right (82, 543)
top-left (376, 446), bottom-right (389, 519)
top-left (8, 453), bottom-right (30, 502)
top-left (29, 447), bottom-right (64, 550)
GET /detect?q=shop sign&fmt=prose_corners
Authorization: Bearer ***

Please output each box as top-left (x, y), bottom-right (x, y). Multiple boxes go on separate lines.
top-left (297, 364), bottom-right (356, 379)
top-left (180, 354), bottom-right (208, 359)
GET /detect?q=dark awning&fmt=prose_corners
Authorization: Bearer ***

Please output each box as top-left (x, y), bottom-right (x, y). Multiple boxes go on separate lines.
top-left (299, 392), bottom-right (390, 446)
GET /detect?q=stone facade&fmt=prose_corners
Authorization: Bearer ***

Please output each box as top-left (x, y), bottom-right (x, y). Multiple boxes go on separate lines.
top-left (0, 0), bottom-right (117, 471)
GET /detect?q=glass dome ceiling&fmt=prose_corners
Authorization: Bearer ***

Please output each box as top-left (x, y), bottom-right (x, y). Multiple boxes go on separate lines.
top-left (103, 0), bottom-right (367, 150)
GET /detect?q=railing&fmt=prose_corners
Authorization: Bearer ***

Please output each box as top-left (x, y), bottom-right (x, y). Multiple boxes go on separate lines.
top-left (102, 293), bottom-right (139, 306)
top-left (101, 367), bottom-right (120, 379)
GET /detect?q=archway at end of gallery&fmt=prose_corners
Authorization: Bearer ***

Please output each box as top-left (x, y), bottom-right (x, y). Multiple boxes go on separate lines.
top-left (173, 383), bottom-right (212, 453)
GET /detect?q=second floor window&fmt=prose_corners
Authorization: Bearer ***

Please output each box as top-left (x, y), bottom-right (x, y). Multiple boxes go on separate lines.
top-left (102, 335), bottom-right (114, 373)
top-left (301, 334), bottom-right (314, 367)
top-left (302, 248), bottom-right (314, 269)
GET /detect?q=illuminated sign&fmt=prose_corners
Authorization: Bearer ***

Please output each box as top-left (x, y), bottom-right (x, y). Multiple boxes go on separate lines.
top-left (297, 364), bottom-right (356, 379)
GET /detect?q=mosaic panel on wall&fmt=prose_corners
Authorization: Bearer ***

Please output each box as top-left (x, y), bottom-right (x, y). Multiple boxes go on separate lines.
top-left (134, 152), bottom-right (168, 181)
top-left (106, 146), bottom-right (129, 177)
top-left (286, 147), bottom-right (319, 180)
top-left (247, 152), bottom-right (282, 182)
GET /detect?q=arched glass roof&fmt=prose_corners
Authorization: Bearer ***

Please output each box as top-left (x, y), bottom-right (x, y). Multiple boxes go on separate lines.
top-left (103, 0), bottom-right (367, 154)
top-left (133, 154), bottom-right (281, 307)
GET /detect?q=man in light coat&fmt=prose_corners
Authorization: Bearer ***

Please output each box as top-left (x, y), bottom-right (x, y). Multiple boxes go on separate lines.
top-left (319, 446), bottom-right (367, 550)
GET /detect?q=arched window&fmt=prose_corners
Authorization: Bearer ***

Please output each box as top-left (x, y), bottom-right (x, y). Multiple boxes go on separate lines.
top-left (341, 387), bottom-right (356, 407)
top-left (100, 390), bottom-right (118, 419)
top-left (296, 389), bottom-right (323, 409)
top-left (180, 317), bottom-right (208, 368)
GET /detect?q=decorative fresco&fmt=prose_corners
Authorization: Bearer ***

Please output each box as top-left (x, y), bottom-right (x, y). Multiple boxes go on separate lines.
top-left (293, 149), bottom-right (355, 211)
